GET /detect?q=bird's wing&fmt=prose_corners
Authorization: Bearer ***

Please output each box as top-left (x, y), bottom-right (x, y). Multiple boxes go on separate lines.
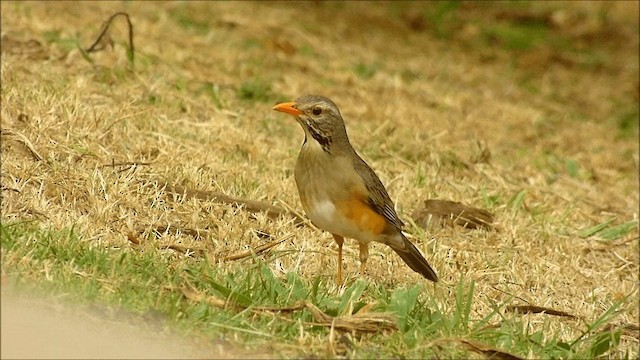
top-left (352, 155), bottom-right (405, 230)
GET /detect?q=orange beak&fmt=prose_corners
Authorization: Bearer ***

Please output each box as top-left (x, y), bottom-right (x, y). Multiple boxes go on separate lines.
top-left (272, 102), bottom-right (303, 116)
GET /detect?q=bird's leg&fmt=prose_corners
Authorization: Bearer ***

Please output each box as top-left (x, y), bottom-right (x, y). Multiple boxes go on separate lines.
top-left (358, 242), bottom-right (369, 277)
top-left (332, 234), bottom-right (344, 285)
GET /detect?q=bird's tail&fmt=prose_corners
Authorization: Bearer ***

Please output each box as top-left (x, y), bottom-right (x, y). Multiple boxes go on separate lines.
top-left (389, 234), bottom-right (438, 282)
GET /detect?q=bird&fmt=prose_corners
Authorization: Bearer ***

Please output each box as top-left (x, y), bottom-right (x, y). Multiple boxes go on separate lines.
top-left (272, 95), bottom-right (438, 284)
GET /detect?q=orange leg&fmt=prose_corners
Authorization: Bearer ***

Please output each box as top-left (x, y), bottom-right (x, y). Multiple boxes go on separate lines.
top-left (359, 242), bottom-right (369, 276)
top-left (332, 234), bottom-right (344, 284)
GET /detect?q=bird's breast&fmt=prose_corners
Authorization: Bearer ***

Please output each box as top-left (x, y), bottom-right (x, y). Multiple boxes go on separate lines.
top-left (294, 147), bottom-right (385, 242)
top-left (295, 147), bottom-right (338, 230)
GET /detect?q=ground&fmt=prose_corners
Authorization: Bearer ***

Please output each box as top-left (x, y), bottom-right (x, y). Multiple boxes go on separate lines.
top-left (1, 1), bottom-right (638, 358)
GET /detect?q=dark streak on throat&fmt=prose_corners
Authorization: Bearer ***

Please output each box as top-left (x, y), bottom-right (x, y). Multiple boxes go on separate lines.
top-left (306, 125), bottom-right (331, 153)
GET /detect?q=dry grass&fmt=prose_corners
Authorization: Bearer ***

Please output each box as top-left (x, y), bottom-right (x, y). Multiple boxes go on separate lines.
top-left (1, 1), bottom-right (638, 358)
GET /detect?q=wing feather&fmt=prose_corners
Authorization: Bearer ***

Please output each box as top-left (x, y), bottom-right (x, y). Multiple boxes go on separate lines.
top-left (352, 155), bottom-right (405, 230)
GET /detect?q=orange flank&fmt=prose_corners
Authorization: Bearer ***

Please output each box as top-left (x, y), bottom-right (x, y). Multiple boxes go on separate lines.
top-left (338, 197), bottom-right (387, 235)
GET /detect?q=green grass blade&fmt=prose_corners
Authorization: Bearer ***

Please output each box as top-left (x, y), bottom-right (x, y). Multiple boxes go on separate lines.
top-left (578, 218), bottom-right (616, 238)
top-left (596, 220), bottom-right (638, 241)
top-left (389, 285), bottom-right (421, 332)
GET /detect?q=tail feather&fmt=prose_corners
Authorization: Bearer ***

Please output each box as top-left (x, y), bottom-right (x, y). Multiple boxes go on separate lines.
top-left (389, 235), bottom-right (438, 282)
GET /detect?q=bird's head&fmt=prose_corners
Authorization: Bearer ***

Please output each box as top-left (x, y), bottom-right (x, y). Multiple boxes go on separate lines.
top-left (272, 95), bottom-right (349, 152)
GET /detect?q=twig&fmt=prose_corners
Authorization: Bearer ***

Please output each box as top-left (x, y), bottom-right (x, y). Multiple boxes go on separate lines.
top-left (423, 338), bottom-right (524, 360)
top-left (505, 305), bottom-right (578, 319)
top-left (456, 338), bottom-right (524, 360)
top-left (163, 183), bottom-right (308, 227)
top-left (127, 232), bottom-right (141, 245)
top-left (86, 12), bottom-right (135, 67)
top-left (222, 233), bottom-right (293, 261)
top-left (601, 322), bottom-right (640, 338)
top-left (133, 225), bottom-right (213, 240)
top-left (127, 226), bottom-right (208, 257)
top-left (1, 185), bottom-right (21, 193)
top-left (180, 286), bottom-right (397, 333)
top-left (100, 160), bottom-right (152, 168)
top-left (159, 243), bottom-right (205, 257)
top-left (490, 286), bottom-right (530, 304)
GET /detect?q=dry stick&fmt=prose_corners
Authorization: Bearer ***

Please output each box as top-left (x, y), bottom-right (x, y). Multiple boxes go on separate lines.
top-left (127, 228), bottom-right (207, 257)
top-left (180, 286), bottom-right (397, 333)
top-left (86, 12), bottom-right (135, 67)
top-left (422, 338), bottom-right (524, 360)
top-left (455, 338), bottom-right (524, 360)
top-left (602, 322), bottom-right (640, 338)
top-left (163, 183), bottom-right (308, 227)
top-left (181, 286), bottom-right (307, 313)
top-left (505, 305), bottom-right (578, 319)
top-left (159, 243), bottom-right (205, 256)
top-left (100, 161), bottom-right (152, 168)
top-left (128, 225), bottom-right (286, 260)
top-left (1, 185), bottom-right (21, 193)
top-left (127, 232), bottom-right (141, 245)
top-left (490, 285), bottom-right (530, 304)
top-left (153, 225), bottom-right (211, 240)
top-left (133, 225), bottom-right (212, 241)
top-left (222, 233), bottom-right (293, 261)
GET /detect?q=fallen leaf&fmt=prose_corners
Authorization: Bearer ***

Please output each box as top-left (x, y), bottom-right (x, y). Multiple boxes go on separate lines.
top-left (412, 199), bottom-right (495, 230)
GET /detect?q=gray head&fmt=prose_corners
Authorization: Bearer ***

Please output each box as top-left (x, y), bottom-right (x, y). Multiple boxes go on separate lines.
top-left (272, 95), bottom-right (351, 153)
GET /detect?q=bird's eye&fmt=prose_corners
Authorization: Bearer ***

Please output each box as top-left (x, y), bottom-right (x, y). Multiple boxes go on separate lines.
top-left (312, 107), bottom-right (322, 116)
